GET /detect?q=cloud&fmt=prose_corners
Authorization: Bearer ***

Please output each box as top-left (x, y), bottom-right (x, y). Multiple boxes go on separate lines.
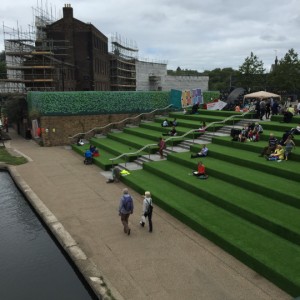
top-left (0, 0), bottom-right (299, 72)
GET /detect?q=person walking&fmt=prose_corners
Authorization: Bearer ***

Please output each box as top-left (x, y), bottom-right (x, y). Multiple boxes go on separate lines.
top-left (260, 100), bottom-right (266, 120)
top-left (140, 191), bottom-right (153, 232)
top-left (118, 188), bottom-right (134, 235)
top-left (158, 137), bottom-right (166, 159)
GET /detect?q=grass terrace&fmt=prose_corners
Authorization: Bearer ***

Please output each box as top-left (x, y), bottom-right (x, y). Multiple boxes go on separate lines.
top-left (72, 109), bottom-right (300, 297)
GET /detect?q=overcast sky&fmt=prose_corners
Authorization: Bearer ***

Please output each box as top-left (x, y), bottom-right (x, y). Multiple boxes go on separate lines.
top-left (1, 0), bottom-right (299, 72)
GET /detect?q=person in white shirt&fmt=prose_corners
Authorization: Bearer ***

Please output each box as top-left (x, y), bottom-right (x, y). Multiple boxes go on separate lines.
top-left (140, 191), bottom-right (153, 232)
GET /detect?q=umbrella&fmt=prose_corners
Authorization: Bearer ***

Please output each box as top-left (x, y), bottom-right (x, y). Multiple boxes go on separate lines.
top-left (243, 91), bottom-right (281, 100)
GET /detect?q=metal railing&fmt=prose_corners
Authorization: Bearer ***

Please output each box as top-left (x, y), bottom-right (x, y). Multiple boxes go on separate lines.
top-left (109, 109), bottom-right (255, 167)
top-left (68, 104), bottom-right (173, 141)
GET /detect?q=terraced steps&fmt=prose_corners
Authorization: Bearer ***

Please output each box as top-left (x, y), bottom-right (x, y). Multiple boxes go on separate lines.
top-left (144, 160), bottom-right (300, 243)
top-left (71, 108), bottom-right (300, 296)
top-left (72, 143), bottom-right (125, 170)
top-left (212, 135), bottom-right (300, 161)
top-left (190, 143), bottom-right (300, 182)
top-left (122, 168), bottom-right (300, 296)
top-left (168, 152), bottom-right (300, 209)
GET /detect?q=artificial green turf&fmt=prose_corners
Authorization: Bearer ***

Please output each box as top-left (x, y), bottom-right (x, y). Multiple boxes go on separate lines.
top-left (260, 129), bottom-right (300, 146)
top-left (168, 151), bottom-right (300, 209)
top-left (122, 169), bottom-right (300, 296)
top-left (71, 109), bottom-right (300, 295)
top-left (155, 116), bottom-right (228, 130)
top-left (190, 143), bottom-right (300, 182)
top-left (169, 109), bottom-right (252, 119)
top-left (107, 132), bottom-right (159, 152)
top-left (271, 115), bottom-right (300, 124)
top-left (123, 126), bottom-right (184, 144)
top-left (257, 120), bottom-right (298, 132)
top-left (142, 159), bottom-right (300, 243)
top-left (72, 143), bottom-right (128, 170)
top-left (212, 136), bottom-right (300, 161)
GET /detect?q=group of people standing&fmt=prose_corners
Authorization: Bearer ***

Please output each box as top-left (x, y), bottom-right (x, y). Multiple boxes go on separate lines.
top-left (118, 188), bottom-right (153, 235)
top-left (255, 98), bottom-right (300, 123)
top-left (255, 98), bottom-right (279, 120)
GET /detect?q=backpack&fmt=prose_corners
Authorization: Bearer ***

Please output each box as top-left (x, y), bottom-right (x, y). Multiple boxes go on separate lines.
top-left (123, 195), bottom-right (133, 212)
top-left (145, 199), bottom-right (153, 216)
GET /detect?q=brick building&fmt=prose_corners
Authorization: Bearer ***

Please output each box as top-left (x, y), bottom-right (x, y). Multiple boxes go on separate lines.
top-left (45, 4), bottom-right (110, 91)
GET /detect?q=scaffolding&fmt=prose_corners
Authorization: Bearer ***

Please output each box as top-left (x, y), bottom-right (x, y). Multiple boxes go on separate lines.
top-left (0, 2), bottom-right (71, 93)
top-left (110, 33), bottom-right (138, 91)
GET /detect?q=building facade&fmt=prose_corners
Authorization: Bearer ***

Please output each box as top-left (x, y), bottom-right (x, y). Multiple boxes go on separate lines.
top-left (45, 4), bottom-right (110, 91)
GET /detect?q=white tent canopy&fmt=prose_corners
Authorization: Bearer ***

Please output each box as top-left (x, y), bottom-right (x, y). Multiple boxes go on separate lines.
top-left (243, 91), bottom-right (281, 100)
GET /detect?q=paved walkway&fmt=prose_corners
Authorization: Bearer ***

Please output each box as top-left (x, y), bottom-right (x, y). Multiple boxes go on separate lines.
top-left (4, 129), bottom-right (291, 300)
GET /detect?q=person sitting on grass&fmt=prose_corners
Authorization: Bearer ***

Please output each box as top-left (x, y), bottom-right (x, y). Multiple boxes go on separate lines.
top-left (107, 166), bottom-right (121, 183)
top-left (238, 128), bottom-right (247, 142)
top-left (197, 121), bottom-right (207, 132)
top-left (170, 118), bottom-right (178, 126)
top-left (284, 135), bottom-right (296, 161)
top-left (191, 144), bottom-right (208, 158)
top-left (89, 144), bottom-right (96, 153)
top-left (84, 149), bottom-right (93, 165)
top-left (265, 145), bottom-right (284, 161)
top-left (259, 133), bottom-right (278, 156)
top-left (163, 126), bottom-right (177, 136)
top-left (161, 119), bottom-right (169, 127)
top-left (291, 123), bottom-right (300, 135)
top-left (77, 137), bottom-right (84, 146)
top-left (92, 149), bottom-right (100, 157)
top-left (193, 161), bottom-right (208, 179)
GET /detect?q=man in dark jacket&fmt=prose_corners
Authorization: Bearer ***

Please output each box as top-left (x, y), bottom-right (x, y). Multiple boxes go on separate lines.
top-left (259, 133), bottom-right (278, 156)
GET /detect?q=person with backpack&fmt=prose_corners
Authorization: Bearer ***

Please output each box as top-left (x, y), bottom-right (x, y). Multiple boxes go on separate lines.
top-left (140, 191), bottom-right (153, 232)
top-left (119, 188), bottom-right (134, 235)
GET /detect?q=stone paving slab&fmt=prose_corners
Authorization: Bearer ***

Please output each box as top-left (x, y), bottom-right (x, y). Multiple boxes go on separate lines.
top-left (5, 129), bottom-right (291, 300)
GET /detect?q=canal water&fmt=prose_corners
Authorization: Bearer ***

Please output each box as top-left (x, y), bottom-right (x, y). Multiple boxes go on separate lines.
top-left (0, 170), bottom-right (97, 300)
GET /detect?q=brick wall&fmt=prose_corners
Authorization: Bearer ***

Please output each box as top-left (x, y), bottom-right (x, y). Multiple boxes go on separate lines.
top-left (39, 113), bottom-right (138, 146)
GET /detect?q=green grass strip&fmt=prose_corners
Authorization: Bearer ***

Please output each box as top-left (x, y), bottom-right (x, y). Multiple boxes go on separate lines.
top-left (121, 169), bottom-right (300, 296)
top-left (142, 159), bottom-right (300, 244)
top-left (212, 136), bottom-right (300, 162)
top-left (0, 146), bottom-right (27, 165)
top-left (168, 151), bottom-right (300, 209)
top-left (190, 143), bottom-right (300, 182)
top-left (72, 143), bottom-right (127, 170)
top-left (107, 132), bottom-right (159, 152)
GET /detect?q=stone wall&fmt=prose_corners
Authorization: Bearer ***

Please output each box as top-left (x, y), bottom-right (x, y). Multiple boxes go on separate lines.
top-left (39, 113), bottom-right (139, 146)
top-left (164, 75), bottom-right (209, 92)
top-left (135, 60), bottom-right (209, 92)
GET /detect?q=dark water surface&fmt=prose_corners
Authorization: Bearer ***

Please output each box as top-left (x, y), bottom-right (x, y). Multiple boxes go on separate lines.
top-left (0, 171), bottom-right (97, 300)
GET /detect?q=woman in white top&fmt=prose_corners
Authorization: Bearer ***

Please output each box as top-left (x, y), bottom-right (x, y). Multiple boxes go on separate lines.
top-left (140, 191), bottom-right (153, 232)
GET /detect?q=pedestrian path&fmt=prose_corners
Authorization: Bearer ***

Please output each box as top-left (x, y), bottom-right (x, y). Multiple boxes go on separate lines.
top-left (4, 129), bottom-right (290, 300)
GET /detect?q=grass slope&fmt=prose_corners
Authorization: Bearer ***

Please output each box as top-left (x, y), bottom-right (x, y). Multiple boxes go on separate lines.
top-left (122, 169), bottom-right (300, 296)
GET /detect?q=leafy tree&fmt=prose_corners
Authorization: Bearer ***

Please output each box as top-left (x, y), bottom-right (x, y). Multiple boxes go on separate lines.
top-left (201, 67), bottom-right (240, 91)
top-left (268, 48), bottom-right (300, 95)
top-left (239, 52), bottom-right (265, 74)
top-left (238, 52), bottom-right (266, 91)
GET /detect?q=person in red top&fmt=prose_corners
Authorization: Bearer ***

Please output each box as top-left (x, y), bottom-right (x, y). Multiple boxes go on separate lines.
top-left (193, 161), bottom-right (208, 179)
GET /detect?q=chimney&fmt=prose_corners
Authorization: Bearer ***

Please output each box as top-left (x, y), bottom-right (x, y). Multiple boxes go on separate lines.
top-left (63, 4), bottom-right (73, 20)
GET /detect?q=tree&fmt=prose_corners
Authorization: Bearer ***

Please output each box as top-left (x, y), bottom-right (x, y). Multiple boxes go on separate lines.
top-left (238, 52), bottom-right (266, 91)
top-left (268, 48), bottom-right (300, 95)
top-left (201, 67), bottom-right (239, 91)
